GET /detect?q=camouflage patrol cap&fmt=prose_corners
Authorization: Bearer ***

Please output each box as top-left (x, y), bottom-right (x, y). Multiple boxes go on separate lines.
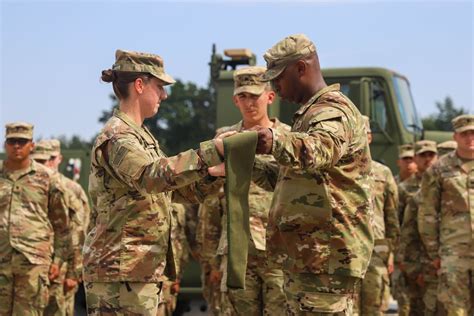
top-left (113, 49), bottom-right (176, 85)
top-left (415, 140), bottom-right (437, 155)
top-left (398, 144), bottom-right (414, 159)
top-left (31, 140), bottom-right (53, 161)
top-left (452, 114), bottom-right (474, 133)
top-left (437, 140), bottom-right (457, 156)
top-left (5, 122), bottom-right (33, 140)
top-left (261, 34), bottom-right (316, 82)
top-left (233, 66), bottom-right (268, 96)
top-left (48, 139), bottom-right (61, 156)
top-left (362, 115), bottom-right (371, 133)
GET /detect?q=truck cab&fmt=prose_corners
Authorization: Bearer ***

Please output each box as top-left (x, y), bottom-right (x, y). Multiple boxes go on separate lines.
top-left (210, 45), bottom-right (452, 172)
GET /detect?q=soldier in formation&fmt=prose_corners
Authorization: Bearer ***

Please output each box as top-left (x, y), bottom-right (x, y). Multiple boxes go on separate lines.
top-left (0, 123), bottom-right (70, 315)
top-left (394, 144), bottom-right (418, 184)
top-left (418, 114), bottom-right (474, 316)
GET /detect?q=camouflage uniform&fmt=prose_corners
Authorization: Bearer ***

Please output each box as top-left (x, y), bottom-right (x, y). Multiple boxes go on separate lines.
top-left (197, 193), bottom-right (226, 315)
top-left (358, 160), bottom-right (399, 315)
top-left (0, 123), bottom-right (70, 316)
top-left (157, 203), bottom-right (191, 316)
top-left (418, 115), bottom-right (474, 316)
top-left (84, 50), bottom-right (224, 315)
top-left (216, 118), bottom-right (289, 316)
top-left (255, 34), bottom-right (374, 315)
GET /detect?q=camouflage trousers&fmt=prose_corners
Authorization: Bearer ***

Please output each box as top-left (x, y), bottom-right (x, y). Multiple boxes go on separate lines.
top-left (227, 252), bottom-right (286, 315)
top-left (84, 281), bottom-right (162, 316)
top-left (391, 267), bottom-right (410, 316)
top-left (404, 270), bottom-right (425, 316)
top-left (64, 283), bottom-right (77, 316)
top-left (201, 261), bottom-right (225, 315)
top-left (44, 263), bottom-right (67, 316)
top-left (284, 273), bottom-right (359, 315)
top-left (356, 251), bottom-right (390, 315)
top-left (437, 256), bottom-right (474, 316)
top-left (156, 280), bottom-right (177, 316)
top-left (0, 250), bottom-right (50, 316)
top-left (218, 256), bottom-right (238, 316)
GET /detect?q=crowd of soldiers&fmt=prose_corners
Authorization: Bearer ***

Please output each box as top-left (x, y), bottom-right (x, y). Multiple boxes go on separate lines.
top-left (0, 33), bottom-right (472, 316)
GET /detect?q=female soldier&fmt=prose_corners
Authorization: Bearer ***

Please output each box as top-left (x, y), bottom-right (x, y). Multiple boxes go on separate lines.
top-left (83, 50), bottom-right (227, 315)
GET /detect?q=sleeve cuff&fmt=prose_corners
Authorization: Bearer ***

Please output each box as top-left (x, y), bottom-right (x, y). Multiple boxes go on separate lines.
top-left (199, 140), bottom-right (223, 167)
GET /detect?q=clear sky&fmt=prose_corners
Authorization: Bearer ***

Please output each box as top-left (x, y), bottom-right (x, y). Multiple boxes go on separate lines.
top-left (1, 0), bottom-right (472, 145)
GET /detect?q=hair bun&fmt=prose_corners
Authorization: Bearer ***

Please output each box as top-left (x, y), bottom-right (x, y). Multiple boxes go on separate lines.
top-left (101, 69), bottom-right (116, 83)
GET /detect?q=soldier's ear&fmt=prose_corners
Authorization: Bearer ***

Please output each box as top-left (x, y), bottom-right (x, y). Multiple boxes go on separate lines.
top-left (266, 91), bottom-right (276, 105)
top-left (295, 60), bottom-right (307, 77)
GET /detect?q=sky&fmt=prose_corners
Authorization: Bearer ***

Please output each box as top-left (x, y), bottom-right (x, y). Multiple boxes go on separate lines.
top-left (0, 0), bottom-right (473, 146)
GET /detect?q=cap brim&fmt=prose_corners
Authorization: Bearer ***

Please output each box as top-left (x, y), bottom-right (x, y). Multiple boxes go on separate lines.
top-left (233, 85), bottom-right (266, 96)
top-left (455, 125), bottom-right (474, 133)
top-left (6, 133), bottom-right (32, 140)
top-left (31, 153), bottom-right (51, 160)
top-left (151, 71), bottom-right (176, 85)
top-left (261, 65), bottom-right (286, 82)
top-left (399, 151), bottom-right (414, 159)
top-left (416, 148), bottom-right (437, 155)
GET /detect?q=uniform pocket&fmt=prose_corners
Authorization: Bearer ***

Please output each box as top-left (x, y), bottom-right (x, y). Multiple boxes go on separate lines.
top-left (298, 291), bottom-right (349, 313)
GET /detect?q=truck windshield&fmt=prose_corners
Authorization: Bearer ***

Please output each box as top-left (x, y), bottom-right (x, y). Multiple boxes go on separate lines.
top-left (393, 75), bottom-right (423, 132)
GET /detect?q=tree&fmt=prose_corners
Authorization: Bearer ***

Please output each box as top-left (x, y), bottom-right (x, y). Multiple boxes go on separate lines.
top-left (422, 96), bottom-right (467, 131)
top-left (98, 79), bottom-right (216, 155)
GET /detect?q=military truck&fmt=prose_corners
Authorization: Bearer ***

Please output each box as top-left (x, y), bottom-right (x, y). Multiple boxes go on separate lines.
top-left (210, 45), bottom-right (452, 173)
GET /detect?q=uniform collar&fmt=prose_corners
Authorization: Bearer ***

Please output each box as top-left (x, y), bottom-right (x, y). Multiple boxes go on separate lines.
top-left (113, 109), bottom-right (158, 146)
top-left (294, 84), bottom-right (341, 117)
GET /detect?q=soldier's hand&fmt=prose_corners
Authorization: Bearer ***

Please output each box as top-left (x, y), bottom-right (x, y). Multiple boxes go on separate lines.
top-left (208, 163), bottom-right (225, 177)
top-left (170, 281), bottom-right (180, 295)
top-left (214, 131), bottom-right (238, 157)
top-left (432, 258), bottom-right (441, 270)
top-left (416, 274), bottom-right (424, 287)
top-left (249, 126), bottom-right (273, 154)
top-left (209, 269), bottom-right (222, 286)
top-left (64, 278), bottom-right (78, 292)
top-left (48, 263), bottom-right (60, 281)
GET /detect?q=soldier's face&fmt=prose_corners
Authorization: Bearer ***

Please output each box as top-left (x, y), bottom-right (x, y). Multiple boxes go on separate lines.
top-left (454, 130), bottom-right (474, 155)
top-left (414, 151), bottom-right (437, 173)
top-left (271, 63), bottom-right (303, 104)
top-left (140, 77), bottom-right (168, 118)
top-left (4, 138), bottom-right (34, 162)
top-left (397, 157), bottom-right (417, 174)
top-left (233, 91), bottom-right (274, 126)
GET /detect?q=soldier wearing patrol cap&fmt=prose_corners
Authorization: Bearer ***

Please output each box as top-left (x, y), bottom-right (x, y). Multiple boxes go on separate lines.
top-left (201, 66), bottom-right (289, 315)
top-left (397, 140), bottom-right (438, 315)
top-left (0, 123), bottom-right (70, 315)
top-left (83, 50), bottom-right (231, 315)
top-left (437, 140), bottom-right (457, 157)
top-left (395, 144), bottom-right (418, 184)
top-left (418, 114), bottom-right (474, 315)
top-left (251, 34), bottom-right (374, 314)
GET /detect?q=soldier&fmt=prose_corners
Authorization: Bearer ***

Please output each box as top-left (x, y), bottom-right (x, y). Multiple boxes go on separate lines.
top-left (0, 122), bottom-right (70, 315)
top-left (418, 114), bottom-right (474, 316)
top-left (253, 34), bottom-right (374, 314)
top-left (47, 139), bottom-right (91, 316)
top-left (397, 140), bottom-right (438, 315)
top-left (437, 140), bottom-right (457, 157)
top-left (357, 116), bottom-right (400, 315)
top-left (395, 144), bottom-right (417, 184)
top-left (208, 66), bottom-right (289, 315)
top-left (83, 50), bottom-right (230, 315)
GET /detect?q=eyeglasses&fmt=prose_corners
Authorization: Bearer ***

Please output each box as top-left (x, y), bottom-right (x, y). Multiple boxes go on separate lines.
top-left (6, 138), bottom-right (30, 146)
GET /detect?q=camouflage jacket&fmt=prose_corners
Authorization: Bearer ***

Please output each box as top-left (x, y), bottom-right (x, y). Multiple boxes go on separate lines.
top-left (0, 160), bottom-right (70, 266)
top-left (254, 84), bottom-right (374, 279)
top-left (61, 175), bottom-right (90, 279)
top-left (418, 152), bottom-right (474, 260)
top-left (370, 161), bottom-right (400, 253)
top-left (84, 109), bottom-right (223, 282)
top-left (215, 118), bottom-right (291, 257)
top-left (398, 173), bottom-right (421, 227)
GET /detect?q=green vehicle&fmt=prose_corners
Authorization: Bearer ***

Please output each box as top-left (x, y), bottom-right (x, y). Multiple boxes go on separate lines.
top-left (210, 45), bottom-right (452, 173)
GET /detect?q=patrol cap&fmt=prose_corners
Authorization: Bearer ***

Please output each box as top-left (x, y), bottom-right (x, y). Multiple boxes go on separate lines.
top-left (5, 122), bottom-right (33, 140)
top-left (362, 115), bottom-right (371, 133)
top-left (452, 114), bottom-right (474, 133)
top-left (113, 49), bottom-right (175, 85)
top-left (31, 140), bottom-right (53, 161)
top-left (398, 144), bottom-right (414, 159)
top-left (233, 66), bottom-right (268, 96)
top-left (47, 139), bottom-right (61, 156)
top-left (262, 34), bottom-right (316, 82)
top-left (437, 140), bottom-right (457, 156)
top-left (415, 140), bottom-right (437, 155)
